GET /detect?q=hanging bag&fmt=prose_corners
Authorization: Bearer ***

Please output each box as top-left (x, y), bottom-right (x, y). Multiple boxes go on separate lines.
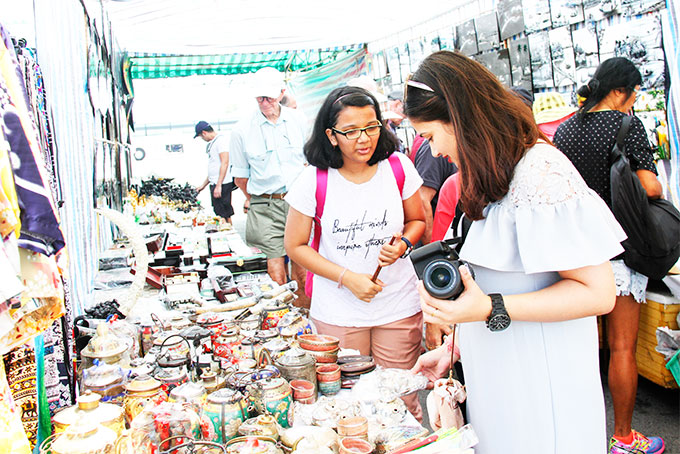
top-left (305, 154), bottom-right (406, 297)
top-left (609, 115), bottom-right (680, 280)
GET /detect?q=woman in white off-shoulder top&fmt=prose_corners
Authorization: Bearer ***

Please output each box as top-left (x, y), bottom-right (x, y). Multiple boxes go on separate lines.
top-left (405, 51), bottom-right (626, 454)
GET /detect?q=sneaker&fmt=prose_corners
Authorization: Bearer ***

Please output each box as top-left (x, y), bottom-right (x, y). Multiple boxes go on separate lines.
top-left (608, 430), bottom-right (665, 454)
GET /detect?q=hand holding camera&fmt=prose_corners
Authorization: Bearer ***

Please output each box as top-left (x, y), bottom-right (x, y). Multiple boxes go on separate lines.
top-left (410, 240), bottom-right (492, 326)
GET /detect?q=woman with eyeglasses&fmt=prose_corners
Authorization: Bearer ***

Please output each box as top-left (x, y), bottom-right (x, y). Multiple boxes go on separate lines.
top-left (405, 51), bottom-right (626, 453)
top-left (284, 86), bottom-right (426, 420)
top-left (553, 57), bottom-right (664, 454)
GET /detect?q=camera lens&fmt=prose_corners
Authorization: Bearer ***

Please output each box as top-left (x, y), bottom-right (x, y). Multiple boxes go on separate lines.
top-left (422, 259), bottom-right (463, 300)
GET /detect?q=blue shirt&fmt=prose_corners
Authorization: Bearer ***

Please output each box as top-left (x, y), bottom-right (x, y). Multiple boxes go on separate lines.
top-left (229, 105), bottom-right (307, 195)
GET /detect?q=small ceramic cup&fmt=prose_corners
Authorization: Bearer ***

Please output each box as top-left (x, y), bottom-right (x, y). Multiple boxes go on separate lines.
top-left (339, 436), bottom-right (373, 454)
top-left (289, 379), bottom-right (316, 402)
top-left (337, 416), bottom-right (368, 439)
top-left (316, 363), bottom-right (341, 396)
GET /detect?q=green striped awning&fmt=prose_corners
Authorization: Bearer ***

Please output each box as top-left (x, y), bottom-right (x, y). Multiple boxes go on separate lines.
top-left (129, 45), bottom-right (364, 79)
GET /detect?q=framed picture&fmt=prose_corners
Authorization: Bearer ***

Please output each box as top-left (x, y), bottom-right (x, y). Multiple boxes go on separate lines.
top-left (524, 0), bottom-right (552, 33)
top-left (498, 0), bottom-right (526, 40)
top-left (509, 37), bottom-right (533, 90)
top-left (529, 31), bottom-right (554, 88)
top-left (456, 20), bottom-right (478, 56)
top-left (475, 12), bottom-right (500, 52)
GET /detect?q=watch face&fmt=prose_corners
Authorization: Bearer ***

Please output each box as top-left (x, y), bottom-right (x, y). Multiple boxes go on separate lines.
top-left (488, 314), bottom-right (511, 331)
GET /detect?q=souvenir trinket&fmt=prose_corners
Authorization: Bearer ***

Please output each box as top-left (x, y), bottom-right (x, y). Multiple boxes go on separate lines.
top-left (225, 436), bottom-right (283, 454)
top-left (168, 381), bottom-right (207, 414)
top-left (274, 347), bottom-right (317, 394)
top-left (316, 363), bottom-right (341, 396)
top-left (260, 301), bottom-right (290, 330)
top-left (202, 388), bottom-right (248, 443)
top-left (237, 414), bottom-right (279, 439)
top-left (213, 327), bottom-right (241, 362)
top-left (52, 391), bottom-right (124, 436)
top-left (40, 419), bottom-right (117, 454)
top-left (80, 323), bottom-right (132, 369)
top-left (81, 362), bottom-right (126, 404)
top-left (247, 377), bottom-right (294, 428)
top-left (124, 374), bottom-right (167, 423)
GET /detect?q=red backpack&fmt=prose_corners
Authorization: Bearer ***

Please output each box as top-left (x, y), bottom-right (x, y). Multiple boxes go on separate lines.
top-left (305, 154), bottom-right (406, 297)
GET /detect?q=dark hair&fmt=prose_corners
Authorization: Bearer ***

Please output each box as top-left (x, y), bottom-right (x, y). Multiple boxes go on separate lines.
top-left (304, 86), bottom-right (397, 169)
top-left (576, 57), bottom-right (642, 119)
top-left (404, 51), bottom-right (541, 220)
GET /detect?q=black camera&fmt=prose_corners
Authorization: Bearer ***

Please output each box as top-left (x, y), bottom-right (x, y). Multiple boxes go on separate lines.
top-left (409, 239), bottom-right (473, 300)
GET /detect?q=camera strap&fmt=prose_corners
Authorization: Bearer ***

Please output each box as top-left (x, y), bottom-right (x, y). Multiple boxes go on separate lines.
top-left (450, 201), bottom-right (471, 253)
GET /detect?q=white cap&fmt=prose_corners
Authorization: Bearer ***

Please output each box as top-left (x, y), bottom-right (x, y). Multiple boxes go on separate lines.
top-left (346, 75), bottom-right (388, 103)
top-left (251, 67), bottom-right (285, 99)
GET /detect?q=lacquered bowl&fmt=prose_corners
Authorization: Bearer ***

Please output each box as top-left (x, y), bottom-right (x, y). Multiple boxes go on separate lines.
top-left (316, 364), bottom-right (341, 382)
top-left (339, 436), bottom-right (373, 454)
top-left (306, 347), bottom-right (339, 364)
top-left (297, 334), bottom-right (340, 352)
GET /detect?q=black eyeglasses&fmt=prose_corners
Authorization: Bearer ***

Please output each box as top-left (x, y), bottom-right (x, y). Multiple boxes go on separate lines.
top-left (256, 96), bottom-right (276, 103)
top-left (332, 122), bottom-right (382, 140)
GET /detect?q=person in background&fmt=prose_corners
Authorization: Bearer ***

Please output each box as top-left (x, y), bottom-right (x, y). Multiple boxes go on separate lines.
top-left (230, 67), bottom-right (310, 307)
top-left (281, 92), bottom-right (297, 109)
top-left (386, 91), bottom-right (406, 154)
top-left (284, 86), bottom-right (426, 420)
top-left (510, 86), bottom-right (534, 108)
top-left (406, 51), bottom-right (625, 454)
top-left (534, 92), bottom-right (576, 141)
top-left (431, 172), bottom-right (461, 243)
top-left (553, 57), bottom-right (664, 454)
top-left (193, 120), bottom-right (235, 223)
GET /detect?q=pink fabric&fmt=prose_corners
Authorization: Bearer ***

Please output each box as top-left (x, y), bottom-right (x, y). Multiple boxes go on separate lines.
top-left (312, 312), bottom-right (424, 422)
top-left (306, 154), bottom-right (405, 297)
top-left (410, 135), bottom-right (425, 164)
top-left (538, 113), bottom-right (574, 141)
top-left (431, 173), bottom-right (461, 242)
top-left (426, 377), bottom-right (466, 431)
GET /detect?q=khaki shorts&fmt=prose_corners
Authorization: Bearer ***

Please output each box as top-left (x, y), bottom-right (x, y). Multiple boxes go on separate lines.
top-left (246, 195), bottom-right (289, 259)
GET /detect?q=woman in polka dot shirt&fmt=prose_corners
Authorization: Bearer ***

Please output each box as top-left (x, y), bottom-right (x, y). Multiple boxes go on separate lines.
top-left (554, 57), bottom-right (664, 454)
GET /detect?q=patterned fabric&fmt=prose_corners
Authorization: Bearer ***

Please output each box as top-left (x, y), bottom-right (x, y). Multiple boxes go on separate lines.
top-left (0, 359), bottom-right (31, 454)
top-left (0, 24), bottom-right (65, 256)
top-left (3, 345), bottom-right (38, 449)
top-left (662, 5), bottom-right (680, 206)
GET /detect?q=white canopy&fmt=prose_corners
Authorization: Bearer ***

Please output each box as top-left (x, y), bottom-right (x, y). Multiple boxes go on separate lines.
top-left (100, 0), bottom-right (468, 54)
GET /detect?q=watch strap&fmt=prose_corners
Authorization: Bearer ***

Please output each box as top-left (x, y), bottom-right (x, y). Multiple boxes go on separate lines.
top-left (400, 236), bottom-right (414, 258)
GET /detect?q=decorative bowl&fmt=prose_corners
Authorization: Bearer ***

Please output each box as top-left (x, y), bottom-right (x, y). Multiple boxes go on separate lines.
top-left (297, 334), bottom-right (340, 352)
top-left (306, 347), bottom-right (339, 364)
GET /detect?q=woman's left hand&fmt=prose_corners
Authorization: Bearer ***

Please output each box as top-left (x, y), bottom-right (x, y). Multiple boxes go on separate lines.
top-left (418, 265), bottom-right (492, 325)
top-left (378, 233), bottom-right (405, 267)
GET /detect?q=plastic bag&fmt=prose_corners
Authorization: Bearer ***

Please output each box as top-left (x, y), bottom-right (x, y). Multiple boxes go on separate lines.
top-left (351, 367), bottom-right (429, 402)
top-left (655, 326), bottom-right (680, 360)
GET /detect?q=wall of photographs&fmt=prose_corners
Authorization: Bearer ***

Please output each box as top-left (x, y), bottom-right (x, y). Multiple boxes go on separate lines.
top-left (368, 0), bottom-right (667, 97)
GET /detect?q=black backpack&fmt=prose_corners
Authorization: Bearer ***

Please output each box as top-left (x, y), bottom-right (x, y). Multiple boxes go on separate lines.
top-left (609, 116), bottom-right (680, 280)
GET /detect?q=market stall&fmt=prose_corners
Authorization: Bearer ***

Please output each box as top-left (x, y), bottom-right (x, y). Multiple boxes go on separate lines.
top-left (2, 0), bottom-right (680, 452)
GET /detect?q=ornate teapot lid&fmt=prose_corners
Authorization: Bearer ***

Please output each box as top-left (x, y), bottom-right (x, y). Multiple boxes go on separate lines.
top-left (81, 324), bottom-right (129, 358)
top-left (207, 387), bottom-right (244, 405)
top-left (180, 325), bottom-right (212, 341)
top-left (170, 381), bottom-right (206, 401)
top-left (261, 338), bottom-right (289, 354)
top-left (153, 330), bottom-right (184, 347)
top-left (197, 312), bottom-right (225, 325)
top-left (52, 392), bottom-right (122, 428)
top-left (154, 366), bottom-right (187, 382)
top-left (255, 329), bottom-right (278, 341)
top-left (125, 374), bottom-right (162, 393)
top-left (275, 347), bottom-right (314, 368)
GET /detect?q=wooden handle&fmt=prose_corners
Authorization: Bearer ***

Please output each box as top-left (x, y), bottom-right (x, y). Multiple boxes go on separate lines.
top-left (371, 235), bottom-right (399, 282)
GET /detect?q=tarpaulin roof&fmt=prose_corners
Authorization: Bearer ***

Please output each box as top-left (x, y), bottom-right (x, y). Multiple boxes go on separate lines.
top-left (100, 0), bottom-right (461, 55)
top-left (129, 46), bottom-right (362, 79)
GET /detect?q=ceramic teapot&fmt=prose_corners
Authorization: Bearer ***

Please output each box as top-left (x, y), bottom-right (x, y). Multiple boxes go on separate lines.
top-left (273, 347), bottom-right (317, 394)
top-left (40, 417), bottom-right (117, 454)
top-left (123, 374), bottom-right (167, 423)
top-left (202, 388), bottom-right (249, 443)
top-left (52, 391), bottom-right (124, 436)
top-left (247, 377), bottom-right (293, 428)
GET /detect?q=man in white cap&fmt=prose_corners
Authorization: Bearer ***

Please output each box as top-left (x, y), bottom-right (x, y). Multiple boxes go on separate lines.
top-left (230, 67), bottom-right (309, 306)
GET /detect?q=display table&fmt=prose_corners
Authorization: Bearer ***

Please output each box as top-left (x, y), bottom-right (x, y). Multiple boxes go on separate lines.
top-left (636, 291), bottom-right (680, 389)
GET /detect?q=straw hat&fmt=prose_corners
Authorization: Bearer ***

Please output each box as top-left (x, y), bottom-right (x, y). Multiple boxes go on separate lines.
top-left (533, 92), bottom-right (576, 124)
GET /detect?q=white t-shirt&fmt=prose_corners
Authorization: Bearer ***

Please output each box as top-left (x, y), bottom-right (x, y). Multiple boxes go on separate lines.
top-left (285, 152), bottom-right (423, 327)
top-left (207, 134), bottom-right (232, 185)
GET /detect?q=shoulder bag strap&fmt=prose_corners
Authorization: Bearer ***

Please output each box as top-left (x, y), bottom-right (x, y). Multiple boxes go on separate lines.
top-left (305, 168), bottom-right (328, 297)
top-left (387, 153), bottom-right (405, 196)
top-left (611, 115), bottom-right (633, 164)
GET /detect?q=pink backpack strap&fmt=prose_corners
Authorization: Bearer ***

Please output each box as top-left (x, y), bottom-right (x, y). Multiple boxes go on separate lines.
top-left (305, 168), bottom-right (328, 297)
top-left (388, 153), bottom-right (405, 196)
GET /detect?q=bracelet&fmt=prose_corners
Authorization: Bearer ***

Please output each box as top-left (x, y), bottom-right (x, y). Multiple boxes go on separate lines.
top-left (337, 268), bottom-right (348, 288)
